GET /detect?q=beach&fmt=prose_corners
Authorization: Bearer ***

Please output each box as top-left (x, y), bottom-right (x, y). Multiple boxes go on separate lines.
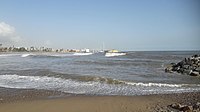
top-left (1, 0), bottom-right (200, 111)
top-left (0, 51), bottom-right (200, 112)
top-left (0, 88), bottom-right (199, 112)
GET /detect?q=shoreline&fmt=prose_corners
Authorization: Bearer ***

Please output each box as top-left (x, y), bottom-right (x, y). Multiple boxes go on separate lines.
top-left (0, 87), bottom-right (200, 112)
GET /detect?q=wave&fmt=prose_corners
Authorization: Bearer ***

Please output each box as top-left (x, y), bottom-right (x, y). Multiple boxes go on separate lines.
top-left (73, 53), bottom-right (93, 56)
top-left (20, 53), bottom-right (74, 58)
top-left (0, 54), bottom-right (21, 57)
top-left (125, 82), bottom-right (192, 87)
top-left (0, 74), bottom-right (200, 95)
top-left (74, 75), bottom-right (200, 87)
top-left (105, 52), bottom-right (126, 57)
top-left (21, 53), bottom-right (34, 57)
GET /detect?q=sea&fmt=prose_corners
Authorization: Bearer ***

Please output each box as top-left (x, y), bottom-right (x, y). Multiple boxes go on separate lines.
top-left (0, 51), bottom-right (200, 96)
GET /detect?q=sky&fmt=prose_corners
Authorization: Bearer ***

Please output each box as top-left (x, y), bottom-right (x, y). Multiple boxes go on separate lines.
top-left (0, 0), bottom-right (200, 51)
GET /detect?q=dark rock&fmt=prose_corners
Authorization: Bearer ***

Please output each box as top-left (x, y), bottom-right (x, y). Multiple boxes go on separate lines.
top-left (183, 70), bottom-right (192, 75)
top-left (177, 68), bottom-right (184, 73)
top-left (170, 103), bottom-right (183, 110)
top-left (183, 65), bottom-right (190, 69)
top-left (186, 58), bottom-right (192, 65)
top-left (170, 63), bottom-right (176, 66)
top-left (172, 66), bottom-right (180, 71)
top-left (193, 54), bottom-right (199, 58)
top-left (165, 54), bottom-right (200, 76)
top-left (177, 61), bottom-right (185, 68)
top-left (181, 105), bottom-right (193, 112)
top-left (190, 71), bottom-right (199, 76)
top-left (193, 102), bottom-right (200, 110)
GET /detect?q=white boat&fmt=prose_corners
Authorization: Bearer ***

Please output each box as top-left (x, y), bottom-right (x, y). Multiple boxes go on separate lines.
top-left (105, 50), bottom-right (126, 57)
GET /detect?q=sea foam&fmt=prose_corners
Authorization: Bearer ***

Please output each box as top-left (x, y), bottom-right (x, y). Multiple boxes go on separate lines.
top-left (0, 74), bottom-right (200, 95)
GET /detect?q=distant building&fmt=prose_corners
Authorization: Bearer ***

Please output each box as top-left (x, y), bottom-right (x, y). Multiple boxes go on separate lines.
top-left (30, 47), bottom-right (35, 51)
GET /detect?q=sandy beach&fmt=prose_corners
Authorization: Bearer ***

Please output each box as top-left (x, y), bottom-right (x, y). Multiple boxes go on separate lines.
top-left (0, 88), bottom-right (199, 112)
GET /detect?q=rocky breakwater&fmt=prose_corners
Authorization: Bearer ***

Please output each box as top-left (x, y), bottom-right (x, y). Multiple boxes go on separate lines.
top-left (165, 54), bottom-right (200, 76)
top-left (169, 102), bottom-right (200, 112)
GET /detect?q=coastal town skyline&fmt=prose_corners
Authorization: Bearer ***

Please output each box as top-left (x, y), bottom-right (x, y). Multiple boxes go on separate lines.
top-left (0, 44), bottom-right (98, 53)
top-left (0, 0), bottom-right (200, 51)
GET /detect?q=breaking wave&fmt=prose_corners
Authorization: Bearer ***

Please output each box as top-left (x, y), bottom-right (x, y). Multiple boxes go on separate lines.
top-left (20, 53), bottom-right (74, 58)
top-left (71, 75), bottom-right (194, 87)
top-left (0, 54), bottom-right (21, 57)
top-left (21, 53), bottom-right (34, 57)
top-left (0, 74), bottom-right (200, 95)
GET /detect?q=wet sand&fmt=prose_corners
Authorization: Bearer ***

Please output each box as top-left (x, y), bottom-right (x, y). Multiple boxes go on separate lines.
top-left (0, 88), bottom-right (200, 112)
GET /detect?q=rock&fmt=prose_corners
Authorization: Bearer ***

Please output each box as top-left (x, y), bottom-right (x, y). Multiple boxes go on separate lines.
top-left (165, 66), bottom-right (173, 73)
top-left (177, 68), bottom-right (184, 73)
top-left (186, 58), bottom-right (192, 65)
top-left (190, 71), bottom-right (199, 76)
top-left (172, 66), bottom-right (180, 71)
top-left (165, 54), bottom-right (200, 76)
top-left (193, 54), bottom-right (199, 58)
top-left (170, 63), bottom-right (177, 66)
top-left (181, 106), bottom-right (193, 112)
top-left (183, 65), bottom-right (190, 69)
top-left (192, 64), bottom-right (198, 68)
top-left (195, 67), bottom-right (200, 72)
top-left (183, 70), bottom-right (192, 75)
top-left (193, 102), bottom-right (200, 110)
top-left (170, 103), bottom-right (183, 110)
top-left (177, 61), bottom-right (185, 68)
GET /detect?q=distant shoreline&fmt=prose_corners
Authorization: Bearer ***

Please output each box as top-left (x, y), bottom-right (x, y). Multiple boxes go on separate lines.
top-left (0, 50), bottom-right (199, 53)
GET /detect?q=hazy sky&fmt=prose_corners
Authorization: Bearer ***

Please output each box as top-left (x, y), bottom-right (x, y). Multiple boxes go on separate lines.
top-left (0, 0), bottom-right (200, 51)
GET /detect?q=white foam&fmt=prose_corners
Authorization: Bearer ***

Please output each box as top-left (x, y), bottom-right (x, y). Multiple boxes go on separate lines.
top-left (105, 52), bottom-right (126, 57)
top-left (125, 82), bottom-right (182, 87)
top-left (0, 74), bottom-right (92, 88)
top-left (73, 53), bottom-right (93, 56)
top-left (0, 54), bottom-right (21, 57)
top-left (21, 53), bottom-right (74, 58)
top-left (0, 74), bottom-right (199, 95)
top-left (50, 53), bottom-right (74, 57)
top-left (21, 53), bottom-right (33, 57)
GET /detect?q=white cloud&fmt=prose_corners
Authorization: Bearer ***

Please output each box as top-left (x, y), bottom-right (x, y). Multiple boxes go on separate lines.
top-left (0, 22), bottom-right (23, 46)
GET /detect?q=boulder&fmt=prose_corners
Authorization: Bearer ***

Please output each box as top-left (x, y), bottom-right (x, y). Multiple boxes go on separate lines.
top-left (170, 103), bottom-right (183, 110)
top-left (195, 67), bottom-right (200, 72)
top-left (193, 102), bottom-right (200, 110)
top-left (183, 70), bottom-right (192, 75)
top-left (165, 66), bottom-right (173, 73)
top-left (190, 71), bottom-right (199, 76)
top-left (181, 106), bottom-right (193, 112)
top-left (170, 63), bottom-right (177, 66)
top-left (172, 66), bottom-right (180, 71)
top-left (165, 54), bottom-right (200, 76)
top-left (177, 61), bottom-right (185, 68)
top-left (183, 65), bottom-right (190, 69)
top-left (177, 68), bottom-right (184, 73)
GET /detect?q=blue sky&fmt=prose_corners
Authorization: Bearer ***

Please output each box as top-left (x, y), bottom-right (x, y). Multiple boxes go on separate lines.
top-left (0, 0), bottom-right (200, 51)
